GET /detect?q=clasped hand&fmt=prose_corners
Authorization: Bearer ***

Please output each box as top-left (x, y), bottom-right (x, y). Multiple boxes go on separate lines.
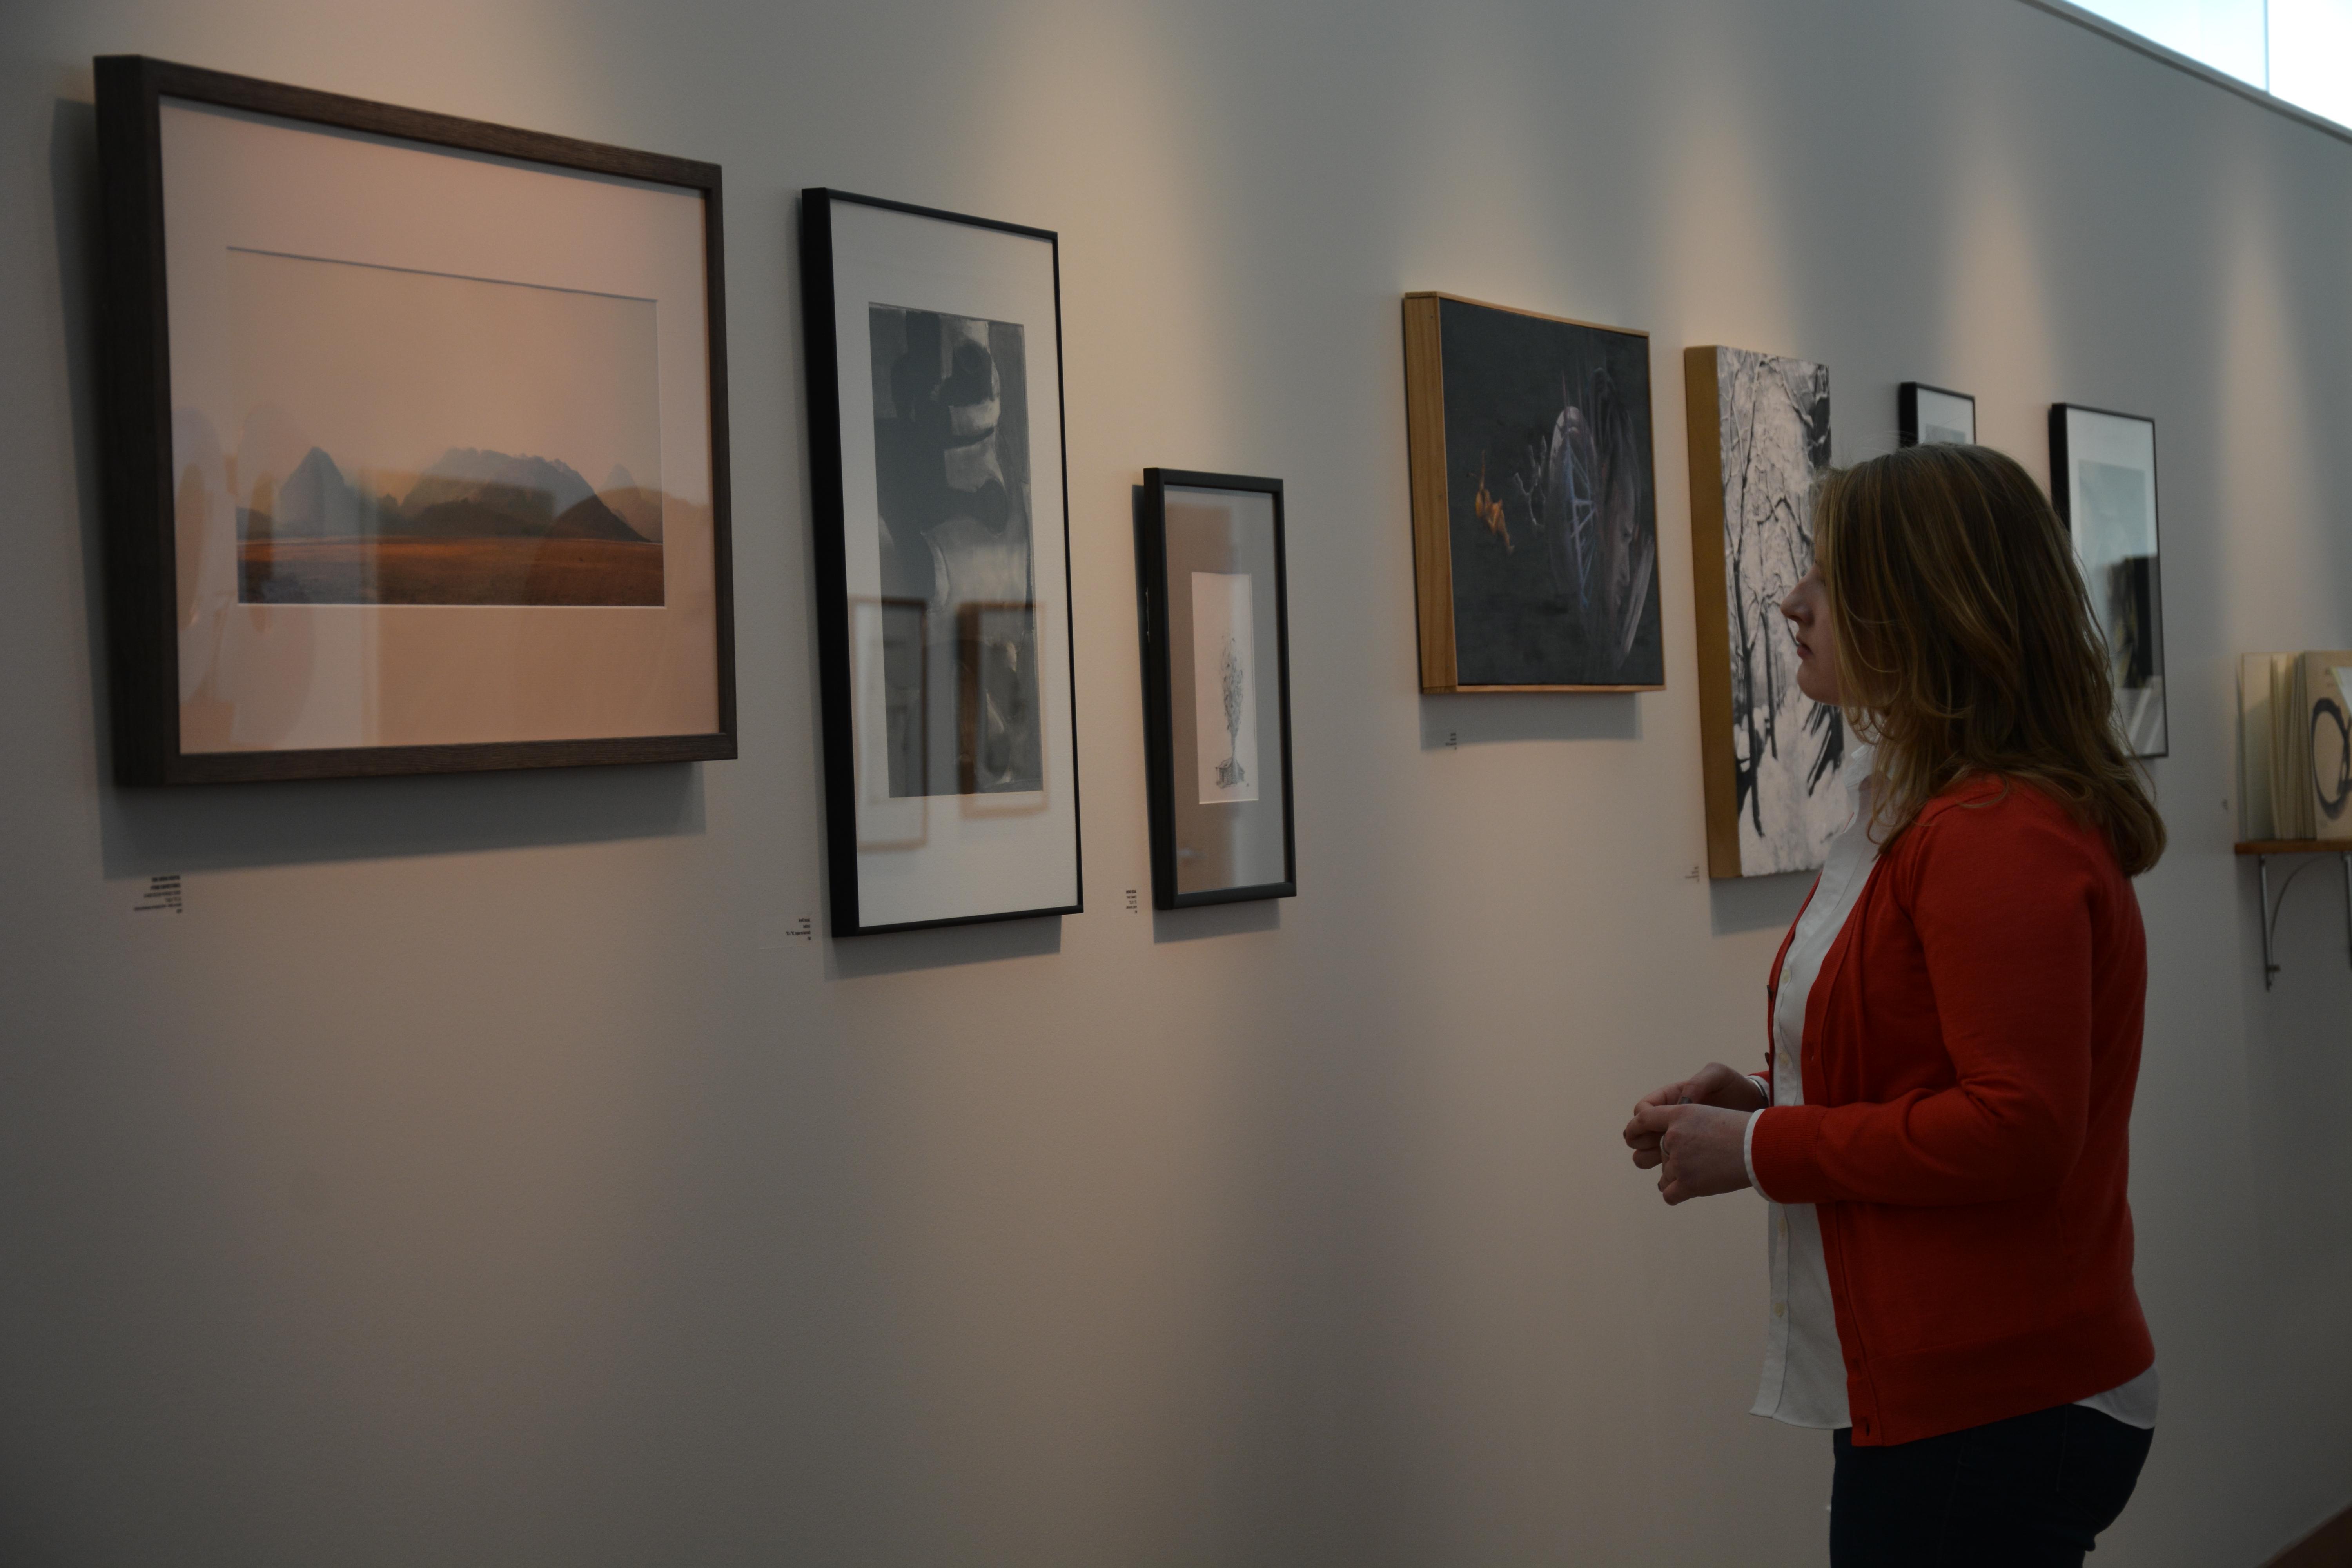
top-left (1623, 1062), bottom-right (1764, 1205)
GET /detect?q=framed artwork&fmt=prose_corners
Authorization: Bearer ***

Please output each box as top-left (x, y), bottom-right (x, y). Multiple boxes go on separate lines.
top-left (94, 56), bottom-right (735, 784)
top-left (2050, 405), bottom-right (2167, 757)
top-left (800, 188), bottom-right (1080, 935)
top-left (1899, 382), bottom-right (1975, 447)
top-left (1685, 346), bottom-right (1845, 879)
top-left (1401, 293), bottom-right (1663, 693)
top-left (1136, 470), bottom-right (1296, 908)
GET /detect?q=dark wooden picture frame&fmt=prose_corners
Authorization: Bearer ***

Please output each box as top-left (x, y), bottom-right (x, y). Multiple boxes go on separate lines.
top-left (2051, 403), bottom-right (2168, 759)
top-left (800, 187), bottom-right (1082, 936)
top-left (1137, 470), bottom-right (1297, 909)
top-left (93, 56), bottom-right (735, 785)
top-left (1898, 382), bottom-right (1976, 447)
top-left (1401, 292), bottom-right (1663, 694)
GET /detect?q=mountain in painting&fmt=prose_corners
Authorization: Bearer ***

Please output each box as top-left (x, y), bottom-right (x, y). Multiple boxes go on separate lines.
top-left (596, 463), bottom-right (666, 543)
top-left (402, 448), bottom-right (646, 542)
top-left (242, 445), bottom-right (649, 544)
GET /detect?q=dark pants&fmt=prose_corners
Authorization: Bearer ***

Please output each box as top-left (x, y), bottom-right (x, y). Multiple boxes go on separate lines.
top-left (1831, 1404), bottom-right (2153, 1566)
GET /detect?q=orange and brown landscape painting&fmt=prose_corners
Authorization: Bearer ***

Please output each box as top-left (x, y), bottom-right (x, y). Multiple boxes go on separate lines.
top-left (238, 444), bottom-right (663, 606)
top-left (218, 248), bottom-right (672, 607)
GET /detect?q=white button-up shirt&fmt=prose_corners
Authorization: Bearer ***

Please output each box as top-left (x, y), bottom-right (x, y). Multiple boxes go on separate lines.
top-left (1739, 746), bottom-right (2157, 1432)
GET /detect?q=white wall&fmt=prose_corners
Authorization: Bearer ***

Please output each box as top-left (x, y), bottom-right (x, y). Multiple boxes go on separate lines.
top-left (2, 1), bottom-right (2348, 1562)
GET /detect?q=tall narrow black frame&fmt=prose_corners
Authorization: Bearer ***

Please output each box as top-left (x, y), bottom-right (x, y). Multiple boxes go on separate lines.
top-left (800, 188), bottom-right (1083, 935)
top-left (94, 55), bottom-right (736, 784)
top-left (2050, 402), bottom-right (2168, 759)
top-left (1137, 470), bottom-right (1297, 909)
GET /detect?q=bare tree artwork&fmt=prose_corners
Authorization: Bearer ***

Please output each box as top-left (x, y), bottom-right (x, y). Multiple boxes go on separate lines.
top-left (1191, 571), bottom-right (1258, 805)
top-left (1712, 347), bottom-right (1844, 875)
top-left (1216, 636), bottom-right (1248, 790)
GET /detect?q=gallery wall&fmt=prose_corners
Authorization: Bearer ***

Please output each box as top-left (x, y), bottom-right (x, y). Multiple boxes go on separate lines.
top-left (3, 0), bottom-right (2349, 1562)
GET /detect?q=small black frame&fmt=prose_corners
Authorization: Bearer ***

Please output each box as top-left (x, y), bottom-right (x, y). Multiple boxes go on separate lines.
top-left (799, 187), bottom-right (1083, 936)
top-left (1898, 382), bottom-right (1976, 448)
top-left (93, 55), bottom-right (736, 784)
top-left (1137, 469), bottom-right (1297, 909)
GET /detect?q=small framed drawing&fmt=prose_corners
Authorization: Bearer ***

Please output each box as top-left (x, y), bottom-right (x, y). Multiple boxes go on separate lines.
top-left (2050, 404), bottom-right (2167, 757)
top-left (1899, 382), bottom-right (1975, 447)
top-left (1137, 470), bottom-right (1297, 908)
top-left (800, 188), bottom-right (1081, 935)
top-left (94, 56), bottom-right (736, 784)
top-left (1400, 293), bottom-right (1663, 694)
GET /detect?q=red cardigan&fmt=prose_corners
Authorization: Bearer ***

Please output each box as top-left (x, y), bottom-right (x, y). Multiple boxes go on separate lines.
top-left (1748, 777), bottom-right (2155, 1447)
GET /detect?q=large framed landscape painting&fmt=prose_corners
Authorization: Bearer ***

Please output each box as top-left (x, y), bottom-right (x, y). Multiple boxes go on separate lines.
top-left (1137, 470), bottom-right (1296, 909)
top-left (1685, 345), bottom-right (1845, 879)
top-left (1401, 293), bottom-right (1663, 694)
top-left (94, 57), bottom-right (734, 783)
top-left (2051, 404), bottom-right (2167, 758)
top-left (800, 188), bottom-right (1080, 936)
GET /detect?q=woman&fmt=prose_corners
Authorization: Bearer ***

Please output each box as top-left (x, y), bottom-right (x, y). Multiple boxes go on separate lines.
top-left (1624, 444), bottom-right (2165, 1565)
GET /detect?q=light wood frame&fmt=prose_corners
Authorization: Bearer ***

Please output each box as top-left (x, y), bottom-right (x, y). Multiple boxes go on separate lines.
top-left (1401, 291), bottom-right (1663, 694)
top-left (1684, 344), bottom-right (1839, 880)
top-left (1684, 347), bottom-right (1743, 878)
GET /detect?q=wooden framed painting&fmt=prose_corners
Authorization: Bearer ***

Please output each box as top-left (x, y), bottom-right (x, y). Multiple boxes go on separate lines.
top-left (1136, 470), bottom-right (1296, 909)
top-left (800, 188), bottom-right (1080, 936)
top-left (2051, 403), bottom-right (2167, 758)
top-left (1685, 345), bottom-right (1845, 879)
top-left (1899, 382), bottom-right (1975, 447)
top-left (94, 56), bottom-right (735, 784)
top-left (1401, 292), bottom-right (1663, 694)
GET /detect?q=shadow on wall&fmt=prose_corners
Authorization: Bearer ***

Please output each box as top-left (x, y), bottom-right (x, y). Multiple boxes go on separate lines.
top-left (825, 915), bottom-right (1065, 978)
top-left (47, 96), bottom-right (714, 880)
top-left (1154, 897), bottom-right (1280, 943)
top-left (97, 765), bottom-right (708, 879)
top-left (1417, 690), bottom-right (1641, 750)
top-left (1709, 867), bottom-right (1812, 936)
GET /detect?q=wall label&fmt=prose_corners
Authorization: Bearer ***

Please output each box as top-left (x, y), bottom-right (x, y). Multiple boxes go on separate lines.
top-left (132, 873), bottom-right (184, 915)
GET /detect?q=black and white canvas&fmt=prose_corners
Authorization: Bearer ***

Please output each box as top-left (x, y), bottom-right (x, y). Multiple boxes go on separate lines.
top-left (804, 190), bottom-right (1079, 934)
top-left (1692, 346), bottom-right (1846, 877)
top-left (2051, 405), bottom-right (2167, 758)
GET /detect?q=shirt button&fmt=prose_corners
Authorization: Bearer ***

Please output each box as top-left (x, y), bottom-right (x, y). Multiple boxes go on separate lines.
top-left (1773, 1303), bottom-right (1786, 1318)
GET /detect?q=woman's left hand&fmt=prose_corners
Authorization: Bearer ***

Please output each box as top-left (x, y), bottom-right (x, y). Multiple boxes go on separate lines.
top-left (1628, 1103), bottom-right (1754, 1205)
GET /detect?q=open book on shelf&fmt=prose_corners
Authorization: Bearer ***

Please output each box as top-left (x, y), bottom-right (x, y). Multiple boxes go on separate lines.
top-left (2239, 652), bottom-right (2352, 843)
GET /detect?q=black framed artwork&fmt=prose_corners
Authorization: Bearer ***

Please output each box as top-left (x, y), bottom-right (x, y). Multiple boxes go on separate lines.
top-left (2050, 403), bottom-right (2167, 758)
top-left (94, 56), bottom-right (736, 784)
top-left (1136, 470), bottom-right (1297, 909)
top-left (1899, 382), bottom-right (1976, 447)
top-left (800, 188), bottom-right (1081, 936)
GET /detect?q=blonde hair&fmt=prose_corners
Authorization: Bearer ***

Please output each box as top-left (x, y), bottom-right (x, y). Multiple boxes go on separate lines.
top-left (1814, 443), bottom-right (2166, 876)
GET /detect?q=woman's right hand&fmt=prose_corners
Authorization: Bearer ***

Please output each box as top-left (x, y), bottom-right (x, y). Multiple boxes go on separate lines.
top-left (1623, 1063), bottom-right (1768, 1167)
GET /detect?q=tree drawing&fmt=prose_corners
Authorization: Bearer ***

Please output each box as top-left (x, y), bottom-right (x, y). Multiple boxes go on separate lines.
top-left (1216, 635), bottom-right (1247, 790)
top-left (1717, 349), bottom-right (1840, 867)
